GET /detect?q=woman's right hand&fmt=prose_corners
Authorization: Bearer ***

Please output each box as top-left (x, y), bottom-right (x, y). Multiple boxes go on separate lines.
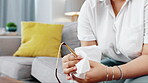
top-left (62, 54), bottom-right (82, 80)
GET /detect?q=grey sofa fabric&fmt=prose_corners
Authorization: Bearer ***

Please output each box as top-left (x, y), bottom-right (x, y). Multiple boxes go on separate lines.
top-left (0, 36), bottom-right (21, 56)
top-left (0, 22), bottom-right (80, 82)
top-left (62, 22), bottom-right (81, 56)
top-left (0, 36), bottom-right (35, 80)
top-left (0, 56), bottom-right (34, 80)
top-left (31, 57), bottom-right (68, 83)
top-left (31, 22), bottom-right (80, 83)
top-left (31, 22), bottom-right (80, 82)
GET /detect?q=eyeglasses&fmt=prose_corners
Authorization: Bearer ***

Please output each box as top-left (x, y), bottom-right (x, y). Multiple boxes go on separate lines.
top-left (55, 42), bottom-right (78, 83)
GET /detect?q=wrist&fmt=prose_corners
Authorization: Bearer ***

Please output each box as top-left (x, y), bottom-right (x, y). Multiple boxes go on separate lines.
top-left (99, 65), bottom-right (108, 82)
top-left (106, 67), bottom-right (112, 81)
top-left (113, 66), bottom-right (122, 80)
top-left (102, 66), bottom-right (114, 81)
top-left (104, 66), bottom-right (122, 81)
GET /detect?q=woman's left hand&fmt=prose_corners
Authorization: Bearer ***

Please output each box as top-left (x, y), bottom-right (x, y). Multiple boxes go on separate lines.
top-left (71, 60), bottom-right (107, 83)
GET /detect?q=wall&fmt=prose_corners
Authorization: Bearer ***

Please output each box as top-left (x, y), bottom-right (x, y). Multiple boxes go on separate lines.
top-left (52, 0), bottom-right (71, 22)
top-left (35, 0), bottom-right (71, 23)
top-left (35, 0), bottom-right (52, 23)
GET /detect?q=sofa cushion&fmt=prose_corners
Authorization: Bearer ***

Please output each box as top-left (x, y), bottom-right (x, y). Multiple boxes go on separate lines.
top-left (62, 22), bottom-right (81, 56)
top-left (0, 37), bottom-right (21, 56)
top-left (0, 56), bottom-right (34, 80)
top-left (31, 57), bottom-right (68, 82)
top-left (14, 22), bottom-right (64, 57)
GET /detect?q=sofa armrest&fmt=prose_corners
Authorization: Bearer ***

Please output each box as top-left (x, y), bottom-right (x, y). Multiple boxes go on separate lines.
top-left (0, 36), bottom-right (21, 56)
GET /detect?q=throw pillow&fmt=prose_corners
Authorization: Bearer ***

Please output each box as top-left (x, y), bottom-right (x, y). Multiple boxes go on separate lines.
top-left (13, 22), bottom-right (64, 57)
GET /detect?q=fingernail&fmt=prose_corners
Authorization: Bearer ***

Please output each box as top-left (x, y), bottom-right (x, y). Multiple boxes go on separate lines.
top-left (70, 76), bottom-right (73, 80)
top-left (67, 76), bottom-right (71, 80)
top-left (77, 56), bottom-right (83, 59)
top-left (71, 55), bottom-right (75, 58)
top-left (73, 67), bottom-right (77, 70)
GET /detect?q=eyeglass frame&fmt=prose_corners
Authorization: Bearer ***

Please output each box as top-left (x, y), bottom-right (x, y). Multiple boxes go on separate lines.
top-left (55, 42), bottom-right (78, 83)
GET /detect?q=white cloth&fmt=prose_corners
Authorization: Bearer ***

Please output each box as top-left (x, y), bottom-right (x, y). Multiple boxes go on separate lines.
top-left (74, 45), bottom-right (102, 79)
top-left (77, 0), bottom-right (148, 62)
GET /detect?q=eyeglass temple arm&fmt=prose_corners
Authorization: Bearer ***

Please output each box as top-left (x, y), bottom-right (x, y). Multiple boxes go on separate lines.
top-left (55, 42), bottom-right (78, 83)
top-left (62, 42), bottom-right (78, 57)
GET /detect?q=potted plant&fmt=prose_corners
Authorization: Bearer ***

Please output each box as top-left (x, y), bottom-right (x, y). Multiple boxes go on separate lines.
top-left (6, 22), bottom-right (17, 32)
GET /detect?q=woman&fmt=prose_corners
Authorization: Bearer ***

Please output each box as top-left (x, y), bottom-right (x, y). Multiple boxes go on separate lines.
top-left (62, 0), bottom-right (148, 83)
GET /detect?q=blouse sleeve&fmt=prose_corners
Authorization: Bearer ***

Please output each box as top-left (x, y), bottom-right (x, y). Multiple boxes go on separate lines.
top-left (77, 1), bottom-right (96, 41)
top-left (144, 2), bottom-right (148, 44)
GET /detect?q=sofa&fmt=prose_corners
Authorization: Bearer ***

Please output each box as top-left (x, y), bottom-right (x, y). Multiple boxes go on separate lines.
top-left (0, 22), bottom-right (81, 83)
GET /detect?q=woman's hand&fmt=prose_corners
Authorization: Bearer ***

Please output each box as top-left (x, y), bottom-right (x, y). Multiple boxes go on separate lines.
top-left (72, 60), bottom-right (107, 83)
top-left (62, 54), bottom-right (82, 80)
top-left (62, 54), bottom-right (107, 82)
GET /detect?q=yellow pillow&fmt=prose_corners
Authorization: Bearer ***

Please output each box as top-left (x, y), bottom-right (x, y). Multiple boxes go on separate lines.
top-left (13, 22), bottom-right (64, 57)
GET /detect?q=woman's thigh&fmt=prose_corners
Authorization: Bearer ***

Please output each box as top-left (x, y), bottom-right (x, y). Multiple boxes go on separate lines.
top-left (101, 58), bottom-right (126, 66)
top-left (100, 58), bottom-right (126, 83)
top-left (100, 76), bottom-right (148, 83)
top-left (124, 76), bottom-right (148, 83)
top-left (101, 58), bottom-right (148, 83)
top-left (99, 80), bottom-right (125, 83)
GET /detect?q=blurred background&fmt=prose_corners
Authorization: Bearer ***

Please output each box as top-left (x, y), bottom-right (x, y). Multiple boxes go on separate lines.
top-left (0, 0), bottom-right (85, 34)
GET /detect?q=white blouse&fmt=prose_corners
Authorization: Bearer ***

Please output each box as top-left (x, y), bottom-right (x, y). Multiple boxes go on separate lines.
top-left (77, 0), bottom-right (148, 62)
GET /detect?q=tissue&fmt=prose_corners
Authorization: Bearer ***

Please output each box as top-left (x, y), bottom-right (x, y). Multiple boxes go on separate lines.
top-left (74, 45), bottom-right (102, 79)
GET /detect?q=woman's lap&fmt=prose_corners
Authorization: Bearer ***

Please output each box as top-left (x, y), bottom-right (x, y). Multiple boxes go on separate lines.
top-left (101, 58), bottom-right (148, 83)
top-left (101, 58), bottom-right (126, 66)
top-left (124, 76), bottom-right (148, 83)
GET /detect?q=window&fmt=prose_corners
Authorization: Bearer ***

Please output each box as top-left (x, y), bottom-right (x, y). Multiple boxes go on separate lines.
top-left (0, 0), bottom-right (35, 33)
